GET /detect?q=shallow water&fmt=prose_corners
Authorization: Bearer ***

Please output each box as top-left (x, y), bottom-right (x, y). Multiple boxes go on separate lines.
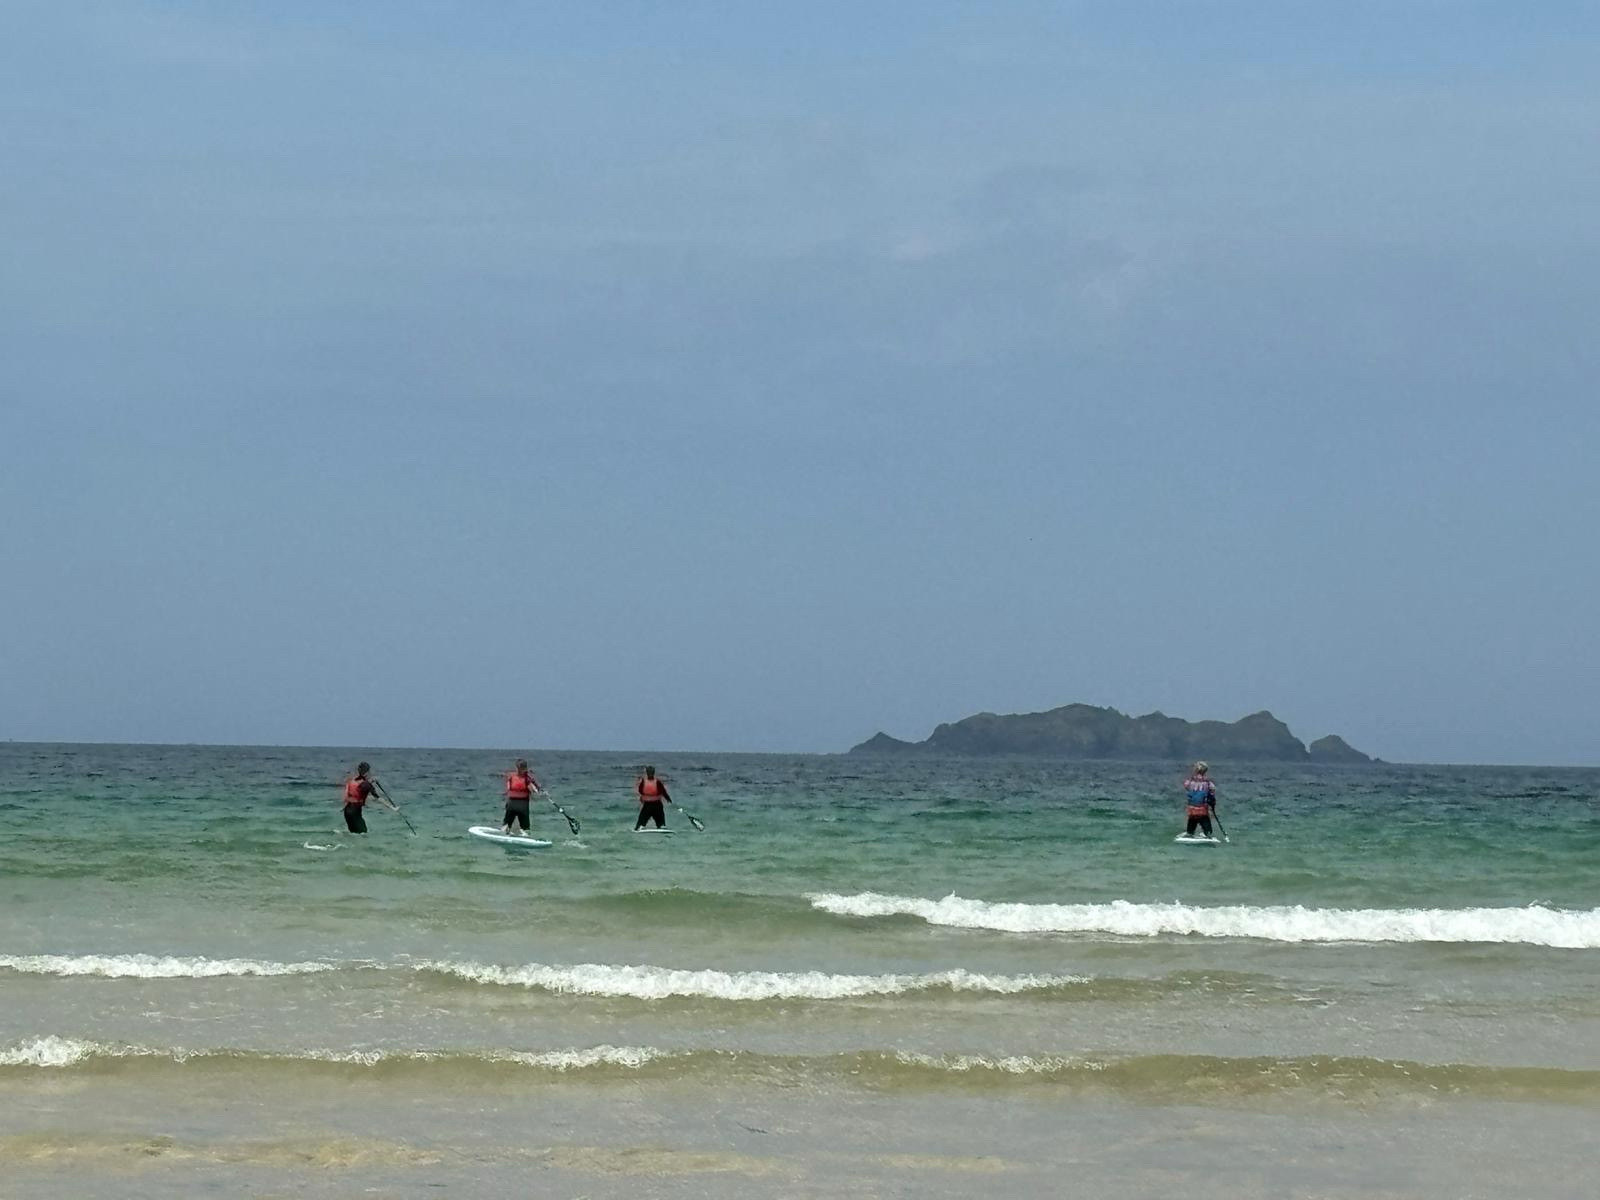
top-left (2, 744), bottom-right (1596, 1195)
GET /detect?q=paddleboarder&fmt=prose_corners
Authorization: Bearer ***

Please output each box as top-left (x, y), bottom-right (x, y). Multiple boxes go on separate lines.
top-left (1182, 761), bottom-right (1218, 838)
top-left (501, 758), bottom-right (542, 836)
top-left (634, 766), bottom-right (672, 830)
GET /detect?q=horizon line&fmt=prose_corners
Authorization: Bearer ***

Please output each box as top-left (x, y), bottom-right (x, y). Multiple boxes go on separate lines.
top-left (1, 738), bottom-right (1594, 770)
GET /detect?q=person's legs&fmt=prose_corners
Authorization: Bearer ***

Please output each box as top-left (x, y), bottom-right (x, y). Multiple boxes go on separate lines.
top-left (344, 804), bottom-right (367, 834)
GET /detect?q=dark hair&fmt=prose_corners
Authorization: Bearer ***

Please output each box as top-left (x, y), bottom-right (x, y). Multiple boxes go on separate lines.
top-left (516, 759), bottom-right (528, 770)
top-left (643, 765), bottom-right (656, 778)
top-left (357, 762), bottom-right (370, 774)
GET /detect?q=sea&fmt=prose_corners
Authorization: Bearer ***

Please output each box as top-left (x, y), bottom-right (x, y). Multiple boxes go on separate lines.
top-left (1, 743), bottom-right (1596, 1198)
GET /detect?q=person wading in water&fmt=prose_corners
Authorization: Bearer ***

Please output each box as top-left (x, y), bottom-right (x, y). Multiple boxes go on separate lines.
top-left (340, 762), bottom-right (396, 834)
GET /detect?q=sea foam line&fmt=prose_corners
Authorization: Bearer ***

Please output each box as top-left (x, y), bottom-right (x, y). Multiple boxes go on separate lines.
top-left (0, 953), bottom-right (1087, 999)
top-left (0, 1037), bottom-right (660, 1071)
top-left (893, 1051), bottom-right (1101, 1075)
top-left (6, 1040), bottom-right (1598, 1106)
top-left (806, 893), bottom-right (1600, 948)
top-left (0, 954), bottom-right (339, 979)
top-left (8, 1040), bottom-right (1594, 1105)
top-left (416, 961), bottom-right (1087, 1000)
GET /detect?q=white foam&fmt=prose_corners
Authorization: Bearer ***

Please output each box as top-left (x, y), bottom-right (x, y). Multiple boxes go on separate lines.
top-left (0, 1036), bottom-right (104, 1067)
top-left (277, 1045), bottom-right (661, 1070)
top-left (418, 960), bottom-right (1086, 1000)
top-left (0, 954), bottom-right (338, 979)
top-left (497, 1045), bottom-right (662, 1070)
top-left (807, 893), bottom-right (1600, 949)
top-left (0, 1039), bottom-right (662, 1071)
top-left (893, 1051), bottom-right (1102, 1075)
top-left (0, 952), bottom-right (1087, 996)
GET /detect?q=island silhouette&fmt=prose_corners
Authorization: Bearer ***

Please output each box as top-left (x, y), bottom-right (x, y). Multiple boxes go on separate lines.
top-left (849, 703), bottom-right (1371, 762)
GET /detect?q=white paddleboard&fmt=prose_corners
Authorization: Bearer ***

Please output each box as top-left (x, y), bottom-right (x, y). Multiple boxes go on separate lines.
top-left (632, 827), bottom-right (676, 834)
top-left (468, 826), bottom-right (552, 848)
top-left (1174, 833), bottom-right (1223, 846)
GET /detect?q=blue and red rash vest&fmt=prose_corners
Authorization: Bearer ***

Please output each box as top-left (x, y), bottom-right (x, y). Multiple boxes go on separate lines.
top-left (1184, 777), bottom-right (1215, 816)
top-left (344, 777), bottom-right (368, 807)
top-left (637, 777), bottom-right (663, 801)
top-left (505, 771), bottom-right (535, 800)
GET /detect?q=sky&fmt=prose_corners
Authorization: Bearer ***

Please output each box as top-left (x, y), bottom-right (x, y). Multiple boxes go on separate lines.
top-left (2, 3), bottom-right (1597, 764)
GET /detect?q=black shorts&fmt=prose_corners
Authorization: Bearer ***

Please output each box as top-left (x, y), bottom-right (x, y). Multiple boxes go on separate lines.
top-left (635, 800), bottom-right (665, 829)
top-left (503, 799), bottom-right (531, 830)
top-left (343, 803), bottom-right (367, 834)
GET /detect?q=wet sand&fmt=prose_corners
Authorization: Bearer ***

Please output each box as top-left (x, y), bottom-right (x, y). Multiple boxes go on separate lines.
top-left (2, 1072), bottom-right (1593, 1199)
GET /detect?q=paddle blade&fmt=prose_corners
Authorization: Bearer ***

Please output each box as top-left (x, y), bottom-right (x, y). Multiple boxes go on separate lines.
top-left (547, 798), bottom-right (580, 835)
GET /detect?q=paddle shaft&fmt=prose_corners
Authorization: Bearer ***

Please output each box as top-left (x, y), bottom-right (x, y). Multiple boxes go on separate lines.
top-left (373, 783), bottom-right (417, 835)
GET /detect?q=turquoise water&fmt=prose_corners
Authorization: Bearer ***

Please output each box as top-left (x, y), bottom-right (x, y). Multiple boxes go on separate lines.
top-left (2, 743), bottom-right (1597, 1196)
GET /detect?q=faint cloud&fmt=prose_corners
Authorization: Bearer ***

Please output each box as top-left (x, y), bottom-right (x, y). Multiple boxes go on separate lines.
top-left (963, 163), bottom-right (1098, 227)
top-left (886, 225), bottom-right (967, 262)
top-left (68, 5), bottom-right (335, 69)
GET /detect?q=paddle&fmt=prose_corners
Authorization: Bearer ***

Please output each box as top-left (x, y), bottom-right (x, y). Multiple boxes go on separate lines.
top-left (373, 782), bottom-right (418, 836)
top-left (1210, 809), bottom-right (1230, 843)
top-left (544, 793), bottom-right (580, 835)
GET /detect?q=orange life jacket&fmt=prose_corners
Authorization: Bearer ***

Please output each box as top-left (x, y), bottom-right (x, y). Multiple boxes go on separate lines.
top-left (344, 778), bottom-right (366, 805)
top-left (506, 771), bottom-right (533, 800)
top-left (638, 778), bottom-right (662, 800)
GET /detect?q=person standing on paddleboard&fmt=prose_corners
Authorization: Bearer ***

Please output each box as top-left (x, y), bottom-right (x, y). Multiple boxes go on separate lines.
top-left (341, 762), bottom-right (395, 834)
top-left (635, 766), bottom-right (671, 830)
top-left (501, 759), bottom-right (542, 836)
top-left (1182, 761), bottom-right (1218, 838)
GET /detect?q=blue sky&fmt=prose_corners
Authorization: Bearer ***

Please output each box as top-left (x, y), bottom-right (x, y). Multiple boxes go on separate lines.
top-left (2, 3), bottom-right (1596, 763)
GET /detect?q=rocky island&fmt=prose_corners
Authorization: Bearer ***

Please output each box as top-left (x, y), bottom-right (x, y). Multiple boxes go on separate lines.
top-left (848, 704), bottom-right (1372, 763)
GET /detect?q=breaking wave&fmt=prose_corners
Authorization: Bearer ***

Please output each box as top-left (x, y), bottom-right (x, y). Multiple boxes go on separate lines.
top-left (3, 1039), bottom-right (1596, 1104)
top-left (806, 893), bottom-right (1600, 948)
top-left (0, 954), bottom-right (339, 979)
top-left (0, 952), bottom-right (1089, 999)
top-left (0, 1037), bottom-right (659, 1071)
top-left (415, 961), bottom-right (1088, 1000)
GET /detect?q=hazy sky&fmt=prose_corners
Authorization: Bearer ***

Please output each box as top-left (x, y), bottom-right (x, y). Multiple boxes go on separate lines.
top-left (3, 3), bottom-right (1596, 763)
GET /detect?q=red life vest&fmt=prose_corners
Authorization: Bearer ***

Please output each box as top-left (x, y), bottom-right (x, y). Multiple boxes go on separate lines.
top-left (638, 778), bottom-right (662, 799)
top-left (344, 778), bottom-right (366, 805)
top-left (506, 772), bottom-right (533, 800)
